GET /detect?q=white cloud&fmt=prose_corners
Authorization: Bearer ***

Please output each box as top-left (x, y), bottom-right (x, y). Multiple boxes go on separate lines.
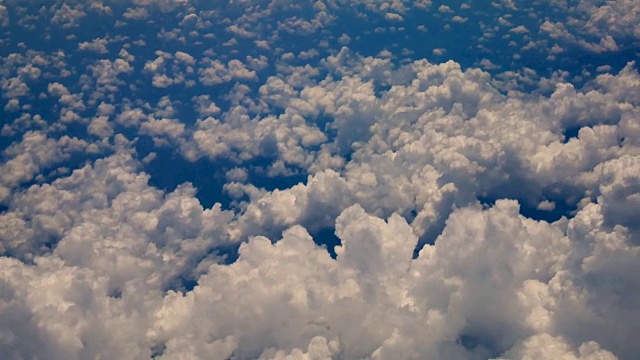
top-left (116, 107), bottom-right (148, 127)
top-left (78, 38), bottom-right (110, 54)
top-left (174, 51), bottom-right (195, 65)
top-left (385, 13), bottom-right (404, 22)
top-left (451, 15), bottom-right (467, 23)
top-left (578, 0), bottom-right (640, 41)
top-left (50, 3), bottom-right (86, 28)
top-left (1, 77), bottom-right (30, 98)
top-left (198, 59), bottom-right (257, 86)
top-left (90, 198), bottom-right (631, 358)
top-left (88, 115), bottom-right (114, 138)
top-left (338, 33), bottom-right (351, 45)
top-left (0, 5), bottom-right (9, 27)
top-left (192, 95), bottom-right (221, 117)
top-left (87, 58), bottom-right (134, 95)
top-left (540, 21), bottom-right (619, 53)
top-left (509, 25), bottom-right (528, 34)
top-left (4, 98), bottom-right (20, 111)
top-left (140, 117), bottom-right (186, 146)
top-left (0, 1), bottom-right (638, 358)
top-left (0, 132), bottom-right (92, 204)
top-left (18, 64), bottom-right (41, 80)
top-left (123, 7), bottom-right (149, 20)
top-left (498, 334), bottom-right (617, 360)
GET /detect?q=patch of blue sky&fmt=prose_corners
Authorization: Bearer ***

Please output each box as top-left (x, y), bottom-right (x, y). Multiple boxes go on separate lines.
top-left (140, 136), bottom-right (308, 210)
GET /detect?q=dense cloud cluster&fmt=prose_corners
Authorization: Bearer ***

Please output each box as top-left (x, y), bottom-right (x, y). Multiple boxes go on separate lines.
top-left (0, 0), bottom-right (639, 359)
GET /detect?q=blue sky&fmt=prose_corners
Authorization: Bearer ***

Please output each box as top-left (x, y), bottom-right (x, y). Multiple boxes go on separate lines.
top-left (1, 0), bottom-right (639, 359)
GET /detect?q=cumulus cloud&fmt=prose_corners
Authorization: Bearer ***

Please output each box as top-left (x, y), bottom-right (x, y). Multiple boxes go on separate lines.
top-left (3, 195), bottom-right (635, 358)
top-left (0, 132), bottom-right (93, 203)
top-left (198, 59), bottom-right (257, 86)
top-left (0, 0), bottom-right (638, 359)
top-left (78, 38), bottom-right (110, 54)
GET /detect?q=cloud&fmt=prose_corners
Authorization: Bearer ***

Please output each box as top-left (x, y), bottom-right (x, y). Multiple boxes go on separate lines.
top-left (540, 21), bottom-right (619, 53)
top-left (0, 0), bottom-right (638, 358)
top-left (123, 7), bottom-right (149, 20)
top-left (50, 3), bottom-right (86, 28)
top-left (78, 38), bottom-right (110, 54)
top-left (0, 5), bottom-right (9, 27)
top-left (498, 334), bottom-right (617, 360)
top-left (198, 59), bottom-right (257, 86)
top-left (0, 132), bottom-right (93, 204)
top-left (22, 198), bottom-right (619, 359)
top-left (1, 77), bottom-right (30, 98)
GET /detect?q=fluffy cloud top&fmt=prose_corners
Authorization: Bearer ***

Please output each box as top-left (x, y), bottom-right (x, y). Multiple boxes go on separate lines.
top-left (0, 0), bottom-right (638, 359)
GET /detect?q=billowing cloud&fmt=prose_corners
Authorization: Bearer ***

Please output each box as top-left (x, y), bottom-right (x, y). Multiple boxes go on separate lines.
top-left (0, 0), bottom-right (638, 359)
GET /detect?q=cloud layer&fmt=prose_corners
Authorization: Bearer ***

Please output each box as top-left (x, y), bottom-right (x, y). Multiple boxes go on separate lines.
top-left (0, 0), bottom-right (639, 359)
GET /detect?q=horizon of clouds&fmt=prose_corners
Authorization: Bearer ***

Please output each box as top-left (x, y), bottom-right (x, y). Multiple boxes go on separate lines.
top-left (1, 0), bottom-right (639, 359)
